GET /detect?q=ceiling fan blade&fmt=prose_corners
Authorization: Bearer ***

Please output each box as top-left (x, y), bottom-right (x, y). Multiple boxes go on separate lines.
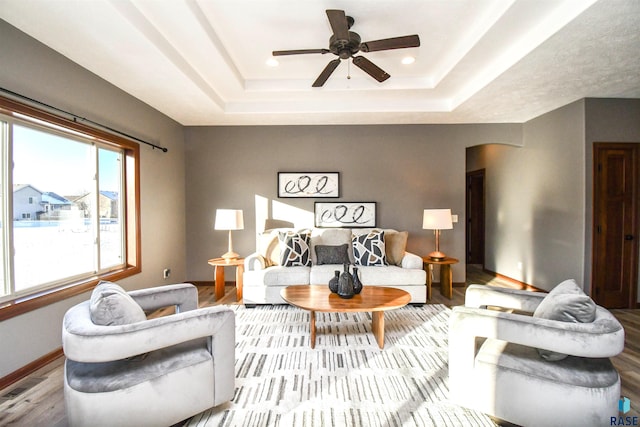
top-left (273, 49), bottom-right (330, 56)
top-left (326, 9), bottom-right (349, 40)
top-left (352, 56), bottom-right (390, 82)
top-left (312, 59), bottom-right (341, 87)
top-left (360, 35), bottom-right (420, 52)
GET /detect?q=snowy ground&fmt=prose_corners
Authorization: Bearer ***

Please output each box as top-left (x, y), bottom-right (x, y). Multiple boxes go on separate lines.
top-left (10, 221), bottom-right (122, 291)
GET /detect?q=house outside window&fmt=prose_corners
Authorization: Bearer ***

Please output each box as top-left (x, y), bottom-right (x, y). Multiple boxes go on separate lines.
top-left (0, 96), bottom-right (140, 318)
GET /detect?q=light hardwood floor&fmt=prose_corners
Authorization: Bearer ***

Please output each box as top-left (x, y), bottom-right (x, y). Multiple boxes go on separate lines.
top-left (1, 267), bottom-right (638, 426)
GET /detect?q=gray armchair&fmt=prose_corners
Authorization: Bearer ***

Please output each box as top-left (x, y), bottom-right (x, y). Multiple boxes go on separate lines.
top-left (449, 284), bottom-right (625, 427)
top-left (63, 282), bottom-right (235, 427)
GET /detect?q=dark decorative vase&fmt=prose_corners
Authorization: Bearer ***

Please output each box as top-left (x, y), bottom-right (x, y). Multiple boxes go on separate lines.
top-left (352, 267), bottom-right (363, 294)
top-left (337, 264), bottom-right (355, 299)
top-left (329, 270), bottom-right (340, 293)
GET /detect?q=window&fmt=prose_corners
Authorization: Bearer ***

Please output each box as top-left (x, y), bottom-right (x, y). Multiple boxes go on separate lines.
top-left (0, 96), bottom-right (140, 320)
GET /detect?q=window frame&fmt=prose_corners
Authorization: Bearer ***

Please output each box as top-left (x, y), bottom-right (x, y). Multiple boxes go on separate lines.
top-left (0, 95), bottom-right (141, 321)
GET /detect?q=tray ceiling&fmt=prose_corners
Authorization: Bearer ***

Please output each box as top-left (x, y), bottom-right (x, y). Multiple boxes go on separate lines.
top-left (1, 0), bottom-right (639, 125)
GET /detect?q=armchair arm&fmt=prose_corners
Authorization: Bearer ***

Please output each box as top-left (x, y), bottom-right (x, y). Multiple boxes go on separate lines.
top-left (129, 283), bottom-right (198, 312)
top-left (450, 305), bottom-right (625, 358)
top-left (401, 251), bottom-right (423, 269)
top-left (464, 284), bottom-right (545, 313)
top-left (245, 252), bottom-right (267, 271)
top-left (63, 303), bottom-right (235, 362)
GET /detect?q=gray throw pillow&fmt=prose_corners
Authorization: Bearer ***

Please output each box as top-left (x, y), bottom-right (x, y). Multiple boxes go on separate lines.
top-left (315, 244), bottom-right (350, 265)
top-left (89, 281), bottom-right (147, 326)
top-left (533, 279), bottom-right (596, 361)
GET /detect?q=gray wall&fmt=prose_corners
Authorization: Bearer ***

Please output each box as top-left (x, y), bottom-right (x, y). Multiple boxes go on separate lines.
top-left (184, 124), bottom-right (522, 283)
top-left (0, 20), bottom-right (187, 377)
top-left (468, 101), bottom-right (586, 291)
top-left (468, 98), bottom-right (640, 295)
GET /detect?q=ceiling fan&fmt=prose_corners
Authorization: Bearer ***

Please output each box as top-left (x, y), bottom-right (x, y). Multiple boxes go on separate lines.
top-left (272, 9), bottom-right (420, 87)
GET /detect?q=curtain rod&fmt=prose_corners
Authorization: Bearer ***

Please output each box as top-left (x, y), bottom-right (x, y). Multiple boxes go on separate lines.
top-left (0, 87), bottom-right (168, 153)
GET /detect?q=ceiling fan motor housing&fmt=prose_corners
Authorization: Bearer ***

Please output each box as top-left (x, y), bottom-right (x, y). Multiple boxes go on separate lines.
top-left (330, 31), bottom-right (361, 59)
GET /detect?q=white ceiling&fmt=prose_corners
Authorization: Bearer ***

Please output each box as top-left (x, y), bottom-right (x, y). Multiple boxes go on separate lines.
top-left (1, 0), bottom-right (639, 126)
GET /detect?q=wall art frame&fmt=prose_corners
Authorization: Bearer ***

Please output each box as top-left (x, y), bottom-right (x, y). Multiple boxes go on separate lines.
top-left (314, 201), bottom-right (377, 228)
top-left (277, 172), bottom-right (340, 198)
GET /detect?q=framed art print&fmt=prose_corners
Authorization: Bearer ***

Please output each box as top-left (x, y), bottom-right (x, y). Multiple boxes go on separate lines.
top-left (314, 202), bottom-right (376, 228)
top-left (278, 172), bottom-right (340, 198)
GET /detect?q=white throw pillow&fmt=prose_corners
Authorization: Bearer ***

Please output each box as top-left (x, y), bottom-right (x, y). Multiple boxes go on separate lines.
top-left (533, 279), bottom-right (596, 361)
top-left (89, 281), bottom-right (147, 326)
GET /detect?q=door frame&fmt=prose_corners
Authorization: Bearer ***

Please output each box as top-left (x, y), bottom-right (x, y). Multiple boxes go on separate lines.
top-left (591, 142), bottom-right (640, 308)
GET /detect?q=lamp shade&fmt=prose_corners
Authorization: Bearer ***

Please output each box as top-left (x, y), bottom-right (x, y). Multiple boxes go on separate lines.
top-left (422, 209), bottom-right (453, 230)
top-left (214, 209), bottom-right (244, 230)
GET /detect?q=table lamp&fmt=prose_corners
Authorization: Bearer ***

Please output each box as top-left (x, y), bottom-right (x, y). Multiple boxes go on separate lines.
top-left (214, 209), bottom-right (244, 260)
top-left (423, 209), bottom-right (453, 261)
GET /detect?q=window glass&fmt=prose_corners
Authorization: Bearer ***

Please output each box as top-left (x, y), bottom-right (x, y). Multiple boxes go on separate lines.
top-left (12, 125), bottom-right (96, 291)
top-left (98, 148), bottom-right (124, 269)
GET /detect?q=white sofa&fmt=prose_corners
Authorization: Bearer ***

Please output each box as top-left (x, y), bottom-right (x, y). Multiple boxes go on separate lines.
top-left (243, 227), bottom-right (427, 305)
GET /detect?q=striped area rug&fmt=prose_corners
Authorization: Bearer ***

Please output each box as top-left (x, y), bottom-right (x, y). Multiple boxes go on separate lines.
top-left (187, 304), bottom-right (495, 427)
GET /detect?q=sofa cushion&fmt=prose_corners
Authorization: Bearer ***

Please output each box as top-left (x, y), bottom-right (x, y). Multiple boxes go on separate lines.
top-left (356, 265), bottom-right (427, 286)
top-left (385, 231), bottom-right (408, 266)
top-left (352, 230), bottom-right (387, 266)
top-left (246, 266), bottom-right (311, 287)
top-left (315, 244), bottom-right (350, 265)
top-left (89, 281), bottom-right (147, 326)
top-left (278, 231), bottom-right (312, 267)
top-left (310, 264), bottom-right (426, 286)
top-left (533, 279), bottom-right (597, 361)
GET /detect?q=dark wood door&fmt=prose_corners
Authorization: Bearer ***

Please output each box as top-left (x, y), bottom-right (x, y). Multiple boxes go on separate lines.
top-left (466, 169), bottom-right (485, 265)
top-left (592, 143), bottom-right (639, 308)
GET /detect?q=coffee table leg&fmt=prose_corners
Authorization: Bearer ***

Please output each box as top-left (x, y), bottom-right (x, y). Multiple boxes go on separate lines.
top-left (310, 310), bottom-right (316, 349)
top-left (372, 311), bottom-right (385, 349)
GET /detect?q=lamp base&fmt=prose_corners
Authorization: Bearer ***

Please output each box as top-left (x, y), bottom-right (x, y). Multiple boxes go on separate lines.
top-left (428, 250), bottom-right (447, 261)
top-left (221, 251), bottom-right (240, 260)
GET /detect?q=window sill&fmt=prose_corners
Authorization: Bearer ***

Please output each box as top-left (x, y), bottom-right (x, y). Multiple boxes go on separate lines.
top-left (0, 265), bottom-right (141, 322)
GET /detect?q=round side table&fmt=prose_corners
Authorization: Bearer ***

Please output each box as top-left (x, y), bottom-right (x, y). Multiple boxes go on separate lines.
top-left (208, 257), bottom-right (244, 301)
top-left (422, 256), bottom-right (458, 300)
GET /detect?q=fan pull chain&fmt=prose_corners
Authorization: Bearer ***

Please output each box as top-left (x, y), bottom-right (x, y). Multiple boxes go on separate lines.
top-left (347, 59), bottom-right (351, 80)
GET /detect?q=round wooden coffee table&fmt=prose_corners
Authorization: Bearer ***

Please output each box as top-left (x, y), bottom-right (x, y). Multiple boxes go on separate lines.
top-left (280, 285), bottom-right (411, 349)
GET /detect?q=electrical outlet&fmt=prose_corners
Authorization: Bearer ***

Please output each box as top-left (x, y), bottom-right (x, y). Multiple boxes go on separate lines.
top-left (163, 268), bottom-right (171, 279)
top-left (451, 214), bottom-right (458, 223)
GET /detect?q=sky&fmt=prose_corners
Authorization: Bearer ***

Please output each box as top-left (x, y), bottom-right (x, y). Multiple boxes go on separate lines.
top-left (12, 123), bottom-right (121, 196)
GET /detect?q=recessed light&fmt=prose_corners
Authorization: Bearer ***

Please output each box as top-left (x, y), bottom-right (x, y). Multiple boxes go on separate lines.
top-left (266, 58), bottom-right (279, 67)
top-left (401, 56), bottom-right (415, 65)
